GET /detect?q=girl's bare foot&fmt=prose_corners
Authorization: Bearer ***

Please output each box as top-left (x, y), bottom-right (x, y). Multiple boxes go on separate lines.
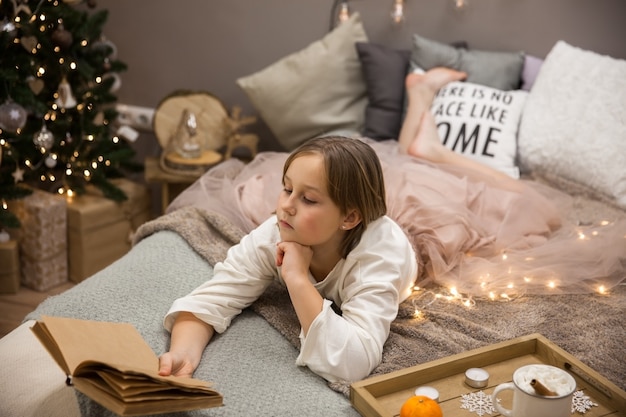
top-left (399, 67), bottom-right (466, 155)
top-left (406, 67), bottom-right (467, 93)
top-left (406, 112), bottom-right (445, 162)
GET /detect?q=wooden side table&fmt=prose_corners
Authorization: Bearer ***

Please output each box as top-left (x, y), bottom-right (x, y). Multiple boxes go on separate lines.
top-left (143, 156), bottom-right (205, 213)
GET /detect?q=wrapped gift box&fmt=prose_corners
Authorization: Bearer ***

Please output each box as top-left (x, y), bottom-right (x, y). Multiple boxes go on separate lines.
top-left (9, 189), bottom-right (68, 291)
top-left (67, 179), bottom-right (152, 283)
top-left (0, 239), bottom-right (20, 294)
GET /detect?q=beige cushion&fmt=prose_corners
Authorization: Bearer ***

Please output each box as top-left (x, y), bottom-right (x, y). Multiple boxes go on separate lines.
top-left (237, 13), bottom-right (368, 150)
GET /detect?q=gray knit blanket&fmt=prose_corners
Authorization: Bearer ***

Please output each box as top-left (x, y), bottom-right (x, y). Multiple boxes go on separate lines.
top-left (133, 206), bottom-right (626, 397)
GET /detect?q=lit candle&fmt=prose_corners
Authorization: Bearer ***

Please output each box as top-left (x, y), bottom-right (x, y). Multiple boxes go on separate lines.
top-left (414, 386), bottom-right (439, 402)
top-left (465, 368), bottom-right (490, 388)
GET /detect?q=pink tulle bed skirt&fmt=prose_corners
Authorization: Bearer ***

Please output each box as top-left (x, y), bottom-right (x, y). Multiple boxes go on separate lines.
top-left (168, 139), bottom-right (626, 297)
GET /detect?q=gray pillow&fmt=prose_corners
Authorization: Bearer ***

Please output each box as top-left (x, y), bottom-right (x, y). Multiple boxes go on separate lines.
top-left (410, 34), bottom-right (524, 91)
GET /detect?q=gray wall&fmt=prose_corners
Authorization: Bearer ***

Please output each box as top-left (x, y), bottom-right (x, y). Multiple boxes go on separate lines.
top-left (97, 0), bottom-right (626, 153)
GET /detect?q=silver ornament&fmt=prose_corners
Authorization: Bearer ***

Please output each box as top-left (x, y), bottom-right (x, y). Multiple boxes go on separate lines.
top-left (45, 155), bottom-right (58, 168)
top-left (33, 124), bottom-right (55, 150)
top-left (0, 100), bottom-right (28, 132)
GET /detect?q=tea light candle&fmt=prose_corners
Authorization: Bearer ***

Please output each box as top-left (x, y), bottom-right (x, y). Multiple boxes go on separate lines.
top-left (465, 367), bottom-right (490, 388)
top-left (414, 386), bottom-right (440, 402)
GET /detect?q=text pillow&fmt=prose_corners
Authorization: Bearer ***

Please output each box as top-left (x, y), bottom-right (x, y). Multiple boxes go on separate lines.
top-left (236, 13), bottom-right (368, 151)
top-left (431, 80), bottom-right (528, 178)
top-left (518, 41), bottom-right (626, 208)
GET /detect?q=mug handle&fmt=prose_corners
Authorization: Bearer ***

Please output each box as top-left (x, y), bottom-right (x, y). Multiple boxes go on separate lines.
top-left (492, 382), bottom-right (515, 417)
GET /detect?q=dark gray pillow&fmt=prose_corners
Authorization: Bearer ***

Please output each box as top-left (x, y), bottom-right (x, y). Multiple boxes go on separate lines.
top-left (410, 34), bottom-right (524, 91)
top-left (356, 42), bottom-right (411, 140)
top-left (356, 40), bottom-right (470, 140)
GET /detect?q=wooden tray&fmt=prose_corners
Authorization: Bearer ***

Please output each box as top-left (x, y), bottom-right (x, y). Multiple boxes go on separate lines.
top-left (350, 333), bottom-right (626, 417)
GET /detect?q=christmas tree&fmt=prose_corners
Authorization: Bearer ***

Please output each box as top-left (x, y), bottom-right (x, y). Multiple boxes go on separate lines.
top-left (0, 0), bottom-right (141, 232)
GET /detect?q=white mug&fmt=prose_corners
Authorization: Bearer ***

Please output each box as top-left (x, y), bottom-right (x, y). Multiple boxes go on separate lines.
top-left (492, 364), bottom-right (576, 417)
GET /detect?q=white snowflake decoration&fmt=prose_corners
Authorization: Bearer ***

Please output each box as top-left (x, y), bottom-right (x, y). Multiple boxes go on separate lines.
top-left (571, 390), bottom-right (598, 414)
top-left (460, 391), bottom-right (497, 416)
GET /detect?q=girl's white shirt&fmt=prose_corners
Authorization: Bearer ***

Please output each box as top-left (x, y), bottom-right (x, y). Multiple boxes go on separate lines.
top-left (164, 214), bottom-right (418, 382)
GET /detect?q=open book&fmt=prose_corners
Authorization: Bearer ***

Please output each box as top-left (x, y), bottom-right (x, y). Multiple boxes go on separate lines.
top-left (31, 315), bottom-right (223, 416)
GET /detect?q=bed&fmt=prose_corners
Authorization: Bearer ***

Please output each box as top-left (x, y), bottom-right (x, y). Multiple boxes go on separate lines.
top-left (1, 13), bottom-right (625, 417)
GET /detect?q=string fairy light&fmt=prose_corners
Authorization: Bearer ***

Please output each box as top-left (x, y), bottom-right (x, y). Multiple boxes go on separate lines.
top-left (410, 287), bottom-right (438, 319)
top-left (391, 0), bottom-right (405, 24)
top-left (329, 0), bottom-right (351, 29)
top-left (409, 285), bottom-right (477, 320)
top-left (337, 1), bottom-right (350, 23)
top-left (454, 0), bottom-right (470, 10)
top-left (330, 0), bottom-right (416, 30)
top-left (411, 268), bottom-right (612, 309)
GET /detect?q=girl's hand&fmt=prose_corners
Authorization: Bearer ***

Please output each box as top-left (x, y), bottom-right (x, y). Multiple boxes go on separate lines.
top-left (276, 240), bottom-right (323, 335)
top-left (158, 350), bottom-right (198, 378)
top-left (159, 312), bottom-right (213, 378)
top-left (276, 241), bottom-right (313, 283)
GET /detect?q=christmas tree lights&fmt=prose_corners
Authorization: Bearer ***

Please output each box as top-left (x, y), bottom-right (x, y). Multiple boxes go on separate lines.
top-left (0, 0), bottom-right (141, 230)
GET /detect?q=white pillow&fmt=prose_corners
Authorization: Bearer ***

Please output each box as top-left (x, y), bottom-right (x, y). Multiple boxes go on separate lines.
top-left (431, 80), bottom-right (528, 178)
top-left (236, 13), bottom-right (368, 151)
top-left (518, 41), bottom-right (626, 208)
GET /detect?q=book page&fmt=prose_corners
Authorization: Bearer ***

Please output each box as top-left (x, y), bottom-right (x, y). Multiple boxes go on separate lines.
top-left (31, 316), bottom-right (159, 375)
top-left (30, 319), bottom-right (71, 375)
top-left (73, 378), bottom-right (222, 416)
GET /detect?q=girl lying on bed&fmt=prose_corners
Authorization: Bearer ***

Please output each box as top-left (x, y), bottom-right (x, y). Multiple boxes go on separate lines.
top-left (159, 67), bottom-right (626, 383)
top-left (159, 135), bottom-right (418, 383)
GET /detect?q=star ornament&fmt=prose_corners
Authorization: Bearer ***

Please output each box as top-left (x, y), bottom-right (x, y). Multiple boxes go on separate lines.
top-left (1, 20), bottom-right (16, 32)
top-left (10, 108), bottom-right (23, 120)
top-left (12, 166), bottom-right (24, 183)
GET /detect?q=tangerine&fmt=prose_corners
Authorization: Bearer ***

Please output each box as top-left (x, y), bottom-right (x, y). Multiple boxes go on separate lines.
top-left (399, 395), bottom-right (443, 417)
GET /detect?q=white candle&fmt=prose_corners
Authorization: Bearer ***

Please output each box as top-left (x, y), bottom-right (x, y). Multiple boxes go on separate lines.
top-left (414, 386), bottom-right (440, 402)
top-left (465, 367), bottom-right (490, 388)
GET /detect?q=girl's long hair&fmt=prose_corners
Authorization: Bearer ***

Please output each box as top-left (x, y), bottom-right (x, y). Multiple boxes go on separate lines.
top-left (283, 136), bottom-right (386, 257)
